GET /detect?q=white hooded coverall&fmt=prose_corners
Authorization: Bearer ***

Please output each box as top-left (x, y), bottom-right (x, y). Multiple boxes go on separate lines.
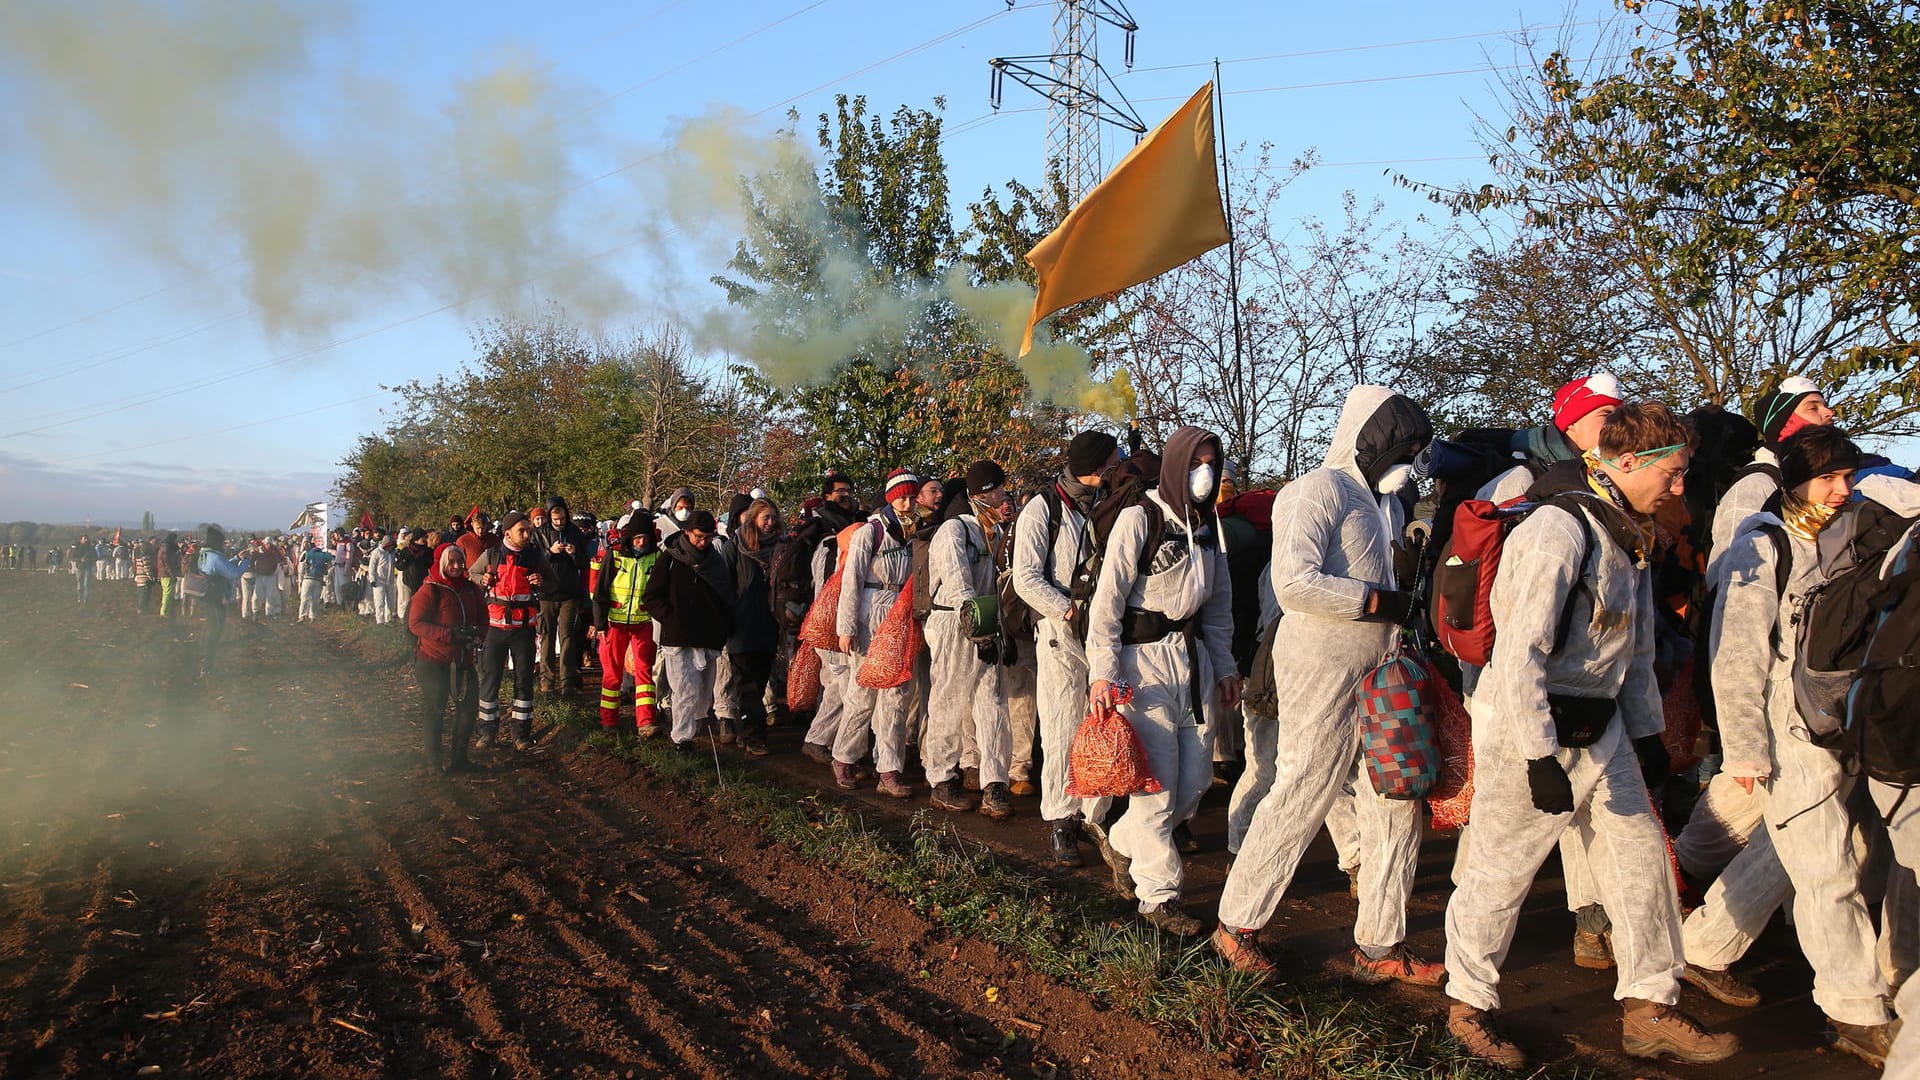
top-left (1011, 487), bottom-right (1110, 826)
top-left (834, 514), bottom-right (914, 773)
top-left (923, 512), bottom-right (1010, 787)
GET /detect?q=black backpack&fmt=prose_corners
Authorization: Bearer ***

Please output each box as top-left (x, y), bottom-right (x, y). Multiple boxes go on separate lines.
top-left (1064, 453), bottom-right (1165, 642)
top-left (996, 488), bottom-right (1065, 642)
top-left (1791, 499), bottom-right (1920, 748)
top-left (1424, 428), bottom-right (1539, 556)
top-left (1850, 536), bottom-right (1920, 793)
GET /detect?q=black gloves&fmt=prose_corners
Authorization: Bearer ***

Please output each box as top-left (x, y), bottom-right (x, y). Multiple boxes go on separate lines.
top-left (1369, 588), bottom-right (1416, 625)
top-left (1527, 757), bottom-right (1575, 815)
top-left (1633, 734), bottom-right (1671, 791)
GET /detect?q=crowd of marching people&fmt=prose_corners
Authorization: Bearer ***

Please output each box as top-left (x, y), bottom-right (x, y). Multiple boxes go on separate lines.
top-left (32, 371), bottom-right (1920, 1071)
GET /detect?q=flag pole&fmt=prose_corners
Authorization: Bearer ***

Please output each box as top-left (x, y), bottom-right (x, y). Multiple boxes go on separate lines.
top-left (1213, 62), bottom-right (1247, 457)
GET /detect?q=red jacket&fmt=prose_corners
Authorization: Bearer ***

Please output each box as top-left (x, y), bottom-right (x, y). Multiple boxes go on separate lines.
top-left (408, 545), bottom-right (486, 664)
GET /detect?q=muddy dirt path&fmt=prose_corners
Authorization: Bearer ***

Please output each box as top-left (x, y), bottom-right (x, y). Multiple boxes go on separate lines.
top-left (0, 570), bottom-right (1880, 1078)
top-left (0, 572), bottom-right (1239, 1079)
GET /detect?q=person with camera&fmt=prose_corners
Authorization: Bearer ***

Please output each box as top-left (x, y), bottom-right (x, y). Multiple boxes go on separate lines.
top-left (408, 542), bottom-right (486, 774)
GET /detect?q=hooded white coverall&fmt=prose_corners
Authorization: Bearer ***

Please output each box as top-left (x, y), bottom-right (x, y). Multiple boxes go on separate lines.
top-left (835, 514), bottom-right (914, 773)
top-left (803, 538), bottom-right (852, 750)
top-left (1011, 487), bottom-right (1110, 826)
top-left (1087, 490), bottom-right (1234, 912)
top-left (923, 512), bottom-right (1010, 786)
top-left (1215, 387), bottom-right (1420, 956)
top-left (1444, 492), bottom-right (1686, 1012)
top-left (1679, 510), bottom-right (1890, 1025)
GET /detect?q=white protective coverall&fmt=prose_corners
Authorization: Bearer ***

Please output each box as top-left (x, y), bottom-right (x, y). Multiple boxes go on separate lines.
top-left (803, 536), bottom-right (852, 751)
top-left (1011, 485), bottom-right (1110, 826)
top-left (835, 513), bottom-right (914, 773)
top-left (1679, 510), bottom-right (1890, 1025)
top-left (1444, 487), bottom-right (1685, 1012)
top-left (1225, 572), bottom-right (1283, 853)
top-left (1711, 445), bottom-right (1781, 555)
top-left (1086, 481), bottom-right (1234, 913)
top-left (923, 510), bottom-right (1010, 786)
top-left (1875, 775), bottom-right (1920, 1077)
top-left (1216, 387), bottom-right (1424, 955)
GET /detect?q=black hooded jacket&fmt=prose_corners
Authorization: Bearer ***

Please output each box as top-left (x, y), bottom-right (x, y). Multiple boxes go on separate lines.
top-left (643, 532), bottom-right (735, 649)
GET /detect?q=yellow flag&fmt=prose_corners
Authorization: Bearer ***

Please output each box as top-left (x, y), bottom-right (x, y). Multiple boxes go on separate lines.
top-left (1021, 82), bottom-right (1230, 355)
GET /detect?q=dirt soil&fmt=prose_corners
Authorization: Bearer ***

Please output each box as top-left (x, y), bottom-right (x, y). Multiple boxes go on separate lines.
top-left (0, 570), bottom-right (1883, 1078)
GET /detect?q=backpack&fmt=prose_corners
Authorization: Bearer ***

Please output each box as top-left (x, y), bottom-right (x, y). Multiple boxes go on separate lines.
top-left (1790, 499), bottom-right (1919, 747)
top-left (769, 520), bottom-right (825, 629)
top-left (1428, 492), bottom-right (1599, 668)
top-left (1424, 428), bottom-right (1539, 556)
top-left (997, 488), bottom-right (1066, 643)
top-left (1067, 452), bottom-right (1165, 642)
top-left (1848, 536), bottom-right (1920, 791)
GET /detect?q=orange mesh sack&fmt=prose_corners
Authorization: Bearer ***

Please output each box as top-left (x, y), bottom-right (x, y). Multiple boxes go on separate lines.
top-left (1066, 685), bottom-right (1165, 798)
top-left (856, 578), bottom-right (924, 689)
top-left (1425, 661), bottom-right (1476, 832)
top-left (786, 643), bottom-right (823, 712)
top-left (798, 568), bottom-right (846, 652)
top-left (1661, 657), bottom-right (1704, 775)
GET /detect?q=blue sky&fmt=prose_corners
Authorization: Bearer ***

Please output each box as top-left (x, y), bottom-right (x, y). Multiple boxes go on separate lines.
top-left (0, 0), bottom-right (1615, 529)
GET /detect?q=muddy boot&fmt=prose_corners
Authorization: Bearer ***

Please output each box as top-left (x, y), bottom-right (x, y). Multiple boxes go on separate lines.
top-left (930, 778), bottom-right (973, 812)
top-left (716, 718), bottom-right (736, 746)
top-left (961, 766), bottom-right (981, 792)
top-left (1049, 819), bottom-right (1085, 867)
top-left (1140, 902), bottom-right (1203, 937)
top-left (1572, 903), bottom-right (1614, 969)
top-left (1350, 944), bottom-right (1445, 987)
top-left (1211, 924), bottom-right (1276, 980)
top-left (832, 761), bottom-right (861, 790)
top-left (1681, 963), bottom-right (1760, 1007)
top-left (801, 741), bottom-right (832, 764)
top-left (1448, 1004), bottom-right (1526, 1070)
top-left (1826, 1019), bottom-right (1895, 1069)
top-left (1620, 999), bottom-right (1740, 1064)
top-left (739, 729), bottom-right (769, 757)
top-left (979, 782), bottom-right (1012, 819)
top-left (1084, 820), bottom-right (1134, 901)
top-left (877, 771), bottom-right (912, 799)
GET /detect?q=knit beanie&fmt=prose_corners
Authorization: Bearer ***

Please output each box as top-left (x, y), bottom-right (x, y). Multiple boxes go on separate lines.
top-left (884, 469), bottom-right (921, 502)
top-left (1754, 376), bottom-right (1821, 446)
top-left (500, 510), bottom-right (528, 533)
top-left (965, 460), bottom-right (1006, 495)
top-left (1779, 425), bottom-right (1862, 491)
top-left (1065, 430), bottom-right (1119, 476)
top-left (1550, 373), bottom-right (1624, 432)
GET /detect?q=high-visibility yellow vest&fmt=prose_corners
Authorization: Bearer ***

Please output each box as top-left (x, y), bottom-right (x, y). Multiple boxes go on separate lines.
top-left (603, 549), bottom-right (657, 625)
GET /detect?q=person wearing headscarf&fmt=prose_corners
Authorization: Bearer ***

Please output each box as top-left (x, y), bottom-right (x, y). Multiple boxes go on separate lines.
top-left (1213, 388), bottom-right (1440, 984)
top-left (1083, 426), bottom-right (1238, 937)
top-left (832, 469), bottom-right (922, 795)
top-left (924, 462), bottom-right (1016, 818)
top-left (409, 542), bottom-right (486, 773)
top-left (1677, 427), bottom-right (1896, 1066)
top-left (1441, 402), bottom-right (1738, 1069)
top-left (1012, 430), bottom-right (1121, 866)
top-left (644, 509), bottom-right (735, 748)
top-left (1711, 376), bottom-right (1836, 554)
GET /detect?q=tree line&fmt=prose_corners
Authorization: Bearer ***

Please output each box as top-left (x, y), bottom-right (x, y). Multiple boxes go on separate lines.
top-left (337, 1), bottom-right (1919, 525)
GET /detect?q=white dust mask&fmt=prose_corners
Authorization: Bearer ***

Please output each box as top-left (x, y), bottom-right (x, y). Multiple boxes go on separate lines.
top-left (1375, 463), bottom-right (1414, 495)
top-left (1188, 463), bottom-right (1215, 501)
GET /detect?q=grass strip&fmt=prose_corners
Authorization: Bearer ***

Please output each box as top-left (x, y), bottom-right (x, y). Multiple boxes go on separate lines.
top-left (317, 611), bottom-right (415, 666)
top-left (543, 700), bottom-right (1595, 1079)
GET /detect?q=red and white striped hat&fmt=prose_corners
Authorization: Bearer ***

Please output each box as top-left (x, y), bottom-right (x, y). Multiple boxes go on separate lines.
top-left (1551, 373), bottom-right (1624, 432)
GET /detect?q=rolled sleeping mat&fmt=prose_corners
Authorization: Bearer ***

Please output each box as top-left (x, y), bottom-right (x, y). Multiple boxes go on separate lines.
top-left (960, 593), bottom-right (1000, 640)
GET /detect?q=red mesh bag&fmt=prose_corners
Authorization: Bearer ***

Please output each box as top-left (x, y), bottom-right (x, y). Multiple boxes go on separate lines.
top-left (1066, 685), bottom-right (1165, 798)
top-left (856, 579), bottom-right (923, 689)
top-left (1425, 661), bottom-right (1476, 831)
top-left (1661, 657), bottom-right (1704, 775)
top-left (798, 568), bottom-right (846, 652)
top-left (786, 642), bottom-right (823, 712)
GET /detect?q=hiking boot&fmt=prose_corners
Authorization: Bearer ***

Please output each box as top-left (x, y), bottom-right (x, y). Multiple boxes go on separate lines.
top-left (877, 771), bottom-right (912, 798)
top-left (513, 736), bottom-right (535, 752)
top-left (1140, 902), bottom-right (1204, 937)
top-left (979, 782), bottom-right (1012, 820)
top-left (1448, 1004), bottom-right (1526, 1070)
top-left (1682, 963), bottom-right (1760, 1007)
top-left (1009, 778), bottom-right (1037, 797)
top-left (635, 722), bottom-right (661, 740)
top-left (1049, 820), bottom-right (1085, 868)
top-left (1085, 821), bottom-right (1134, 900)
top-left (1346, 866), bottom-right (1361, 899)
top-left (961, 766), bottom-right (981, 792)
top-left (833, 761), bottom-right (861, 790)
top-left (1620, 998), bottom-right (1740, 1064)
top-left (1350, 945), bottom-right (1445, 987)
top-left (739, 733), bottom-right (769, 757)
top-left (1826, 1019), bottom-right (1896, 1068)
top-left (1173, 821), bottom-right (1200, 853)
top-left (801, 741), bottom-right (832, 764)
top-left (1211, 924), bottom-right (1276, 980)
top-left (1573, 927), bottom-right (1616, 970)
top-left (715, 718), bottom-right (736, 745)
top-left (930, 778), bottom-right (974, 812)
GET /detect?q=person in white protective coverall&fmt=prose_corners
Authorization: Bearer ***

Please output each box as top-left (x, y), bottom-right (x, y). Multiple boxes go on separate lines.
top-left (1458, 374), bottom-right (1627, 969)
top-left (641, 510), bottom-right (734, 749)
top-left (1872, 499), bottom-right (1920, 1077)
top-left (1442, 401), bottom-right (1739, 1070)
top-left (1013, 430), bottom-right (1122, 868)
top-left (835, 469), bottom-right (922, 798)
top-left (1674, 427), bottom-right (1898, 1067)
top-left (799, 474), bottom-right (866, 765)
top-left (923, 461), bottom-right (1016, 819)
top-left (1210, 387), bottom-right (1440, 983)
top-left (1083, 425), bottom-right (1238, 936)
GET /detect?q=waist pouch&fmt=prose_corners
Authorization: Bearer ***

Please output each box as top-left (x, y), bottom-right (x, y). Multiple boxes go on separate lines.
top-left (1547, 693), bottom-right (1616, 749)
top-left (1120, 609), bottom-right (1194, 645)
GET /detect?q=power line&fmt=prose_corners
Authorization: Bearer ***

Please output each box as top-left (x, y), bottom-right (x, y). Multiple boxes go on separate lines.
top-left (1124, 18), bottom-right (1604, 74)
